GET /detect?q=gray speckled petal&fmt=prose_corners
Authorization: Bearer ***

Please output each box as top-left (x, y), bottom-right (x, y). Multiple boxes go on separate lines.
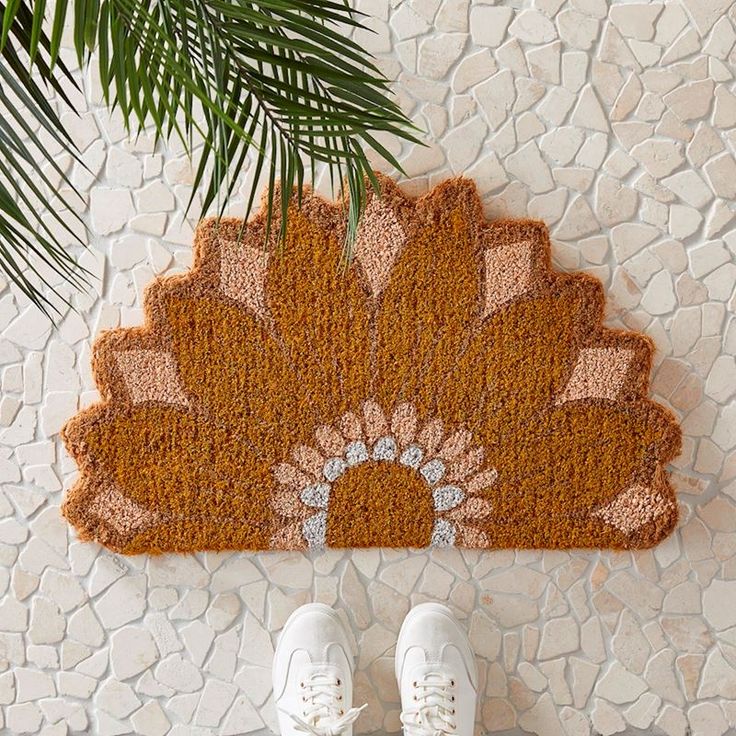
top-left (303, 511), bottom-right (327, 548)
top-left (432, 485), bottom-right (465, 511)
top-left (431, 518), bottom-right (456, 547)
top-left (372, 436), bottom-right (397, 462)
top-left (323, 457), bottom-right (347, 482)
top-left (399, 445), bottom-right (424, 469)
top-left (300, 483), bottom-right (331, 509)
top-left (345, 440), bottom-right (369, 466)
top-left (420, 458), bottom-right (446, 485)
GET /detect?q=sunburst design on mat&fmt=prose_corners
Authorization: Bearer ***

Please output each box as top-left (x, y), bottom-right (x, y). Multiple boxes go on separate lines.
top-left (62, 175), bottom-right (681, 554)
top-left (271, 400), bottom-right (497, 550)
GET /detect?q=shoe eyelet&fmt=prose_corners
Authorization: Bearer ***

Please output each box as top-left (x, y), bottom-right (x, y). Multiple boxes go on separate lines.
top-left (337, 696), bottom-right (343, 701)
top-left (336, 678), bottom-right (341, 686)
top-left (412, 681), bottom-right (417, 688)
top-left (339, 710), bottom-right (344, 716)
top-left (300, 682), bottom-right (305, 689)
top-left (451, 696), bottom-right (455, 702)
top-left (450, 679), bottom-right (455, 687)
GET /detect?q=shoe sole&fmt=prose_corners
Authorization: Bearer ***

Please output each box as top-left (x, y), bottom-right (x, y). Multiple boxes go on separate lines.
top-left (395, 602), bottom-right (478, 688)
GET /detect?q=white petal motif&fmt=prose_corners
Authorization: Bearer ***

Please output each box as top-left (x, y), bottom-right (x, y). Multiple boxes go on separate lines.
top-left (421, 459), bottom-right (446, 485)
top-left (345, 441), bottom-right (369, 466)
top-left (372, 436), bottom-right (398, 462)
top-left (431, 519), bottom-right (456, 547)
top-left (300, 483), bottom-right (331, 509)
top-left (399, 445), bottom-right (424, 469)
top-left (432, 485), bottom-right (465, 511)
top-left (323, 458), bottom-right (347, 482)
top-left (303, 511), bottom-right (327, 548)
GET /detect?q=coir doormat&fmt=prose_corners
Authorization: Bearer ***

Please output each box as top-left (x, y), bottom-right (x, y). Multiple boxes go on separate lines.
top-left (62, 176), bottom-right (682, 554)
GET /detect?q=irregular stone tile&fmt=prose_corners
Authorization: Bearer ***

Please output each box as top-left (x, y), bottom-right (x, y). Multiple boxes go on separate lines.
top-left (687, 701), bottom-right (730, 736)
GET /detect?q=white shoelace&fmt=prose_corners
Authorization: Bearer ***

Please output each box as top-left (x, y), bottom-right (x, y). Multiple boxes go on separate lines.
top-left (285, 672), bottom-right (366, 736)
top-left (400, 673), bottom-right (457, 736)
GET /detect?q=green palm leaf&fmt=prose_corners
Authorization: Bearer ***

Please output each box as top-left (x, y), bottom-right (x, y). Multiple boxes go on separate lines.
top-left (0, 0), bottom-right (418, 313)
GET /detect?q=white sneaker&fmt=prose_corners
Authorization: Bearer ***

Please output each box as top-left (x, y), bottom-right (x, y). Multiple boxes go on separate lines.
top-left (273, 603), bottom-right (365, 736)
top-left (396, 603), bottom-right (478, 736)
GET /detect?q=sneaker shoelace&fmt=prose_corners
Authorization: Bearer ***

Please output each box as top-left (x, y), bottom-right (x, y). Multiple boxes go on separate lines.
top-left (285, 672), bottom-right (366, 736)
top-left (400, 673), bottom-right (457, 736)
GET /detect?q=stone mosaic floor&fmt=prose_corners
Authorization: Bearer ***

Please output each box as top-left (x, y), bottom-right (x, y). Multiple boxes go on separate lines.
top-left (1, 0), bottom-right (736, 734)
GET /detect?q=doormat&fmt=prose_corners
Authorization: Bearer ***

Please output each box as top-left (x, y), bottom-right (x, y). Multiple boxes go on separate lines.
top-left (62, 176), bottom-right (681, 554)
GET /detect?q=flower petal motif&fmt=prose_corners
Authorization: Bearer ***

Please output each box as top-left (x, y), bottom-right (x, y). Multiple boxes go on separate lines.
top-left (391, 403), bottom-right (418, 447)
top-left (417, 419), bottom-right (445, 457)
top-left (88, 482), bottom-right (161, 537)
top-left (373, 180), bottom-right (484, 419)
top-left (438, 430), bottom-right (472, 461)
top-left (432, 485), bottom-right (465, 511)
top-left (271, 488), bottom-right (310, 518)
top-left (315, 425), bottom-right (345, 457)
top-left (300, 483), bottom-right (331, 509)
top-left (115, 350), bottom-right (189, 407)
top-left (466, 469), bottom-right (499, 495)
top-left (345, 441), bottom-right (369, 466)
top-left (556, 347), bottom-right (634, 404)
top-left (446, 447), bottom-right (484, 483)
top-left (273, 463), bottom-right (311, 489)
top-left (399, 445), bottom-right (424, 469)
top-left (455, 524), bottom-right (489, 548)
top-left (431, 518), bottom-right (456, 547)
top-left (62, 176), bottom-right (682, 553)
top-left (219, 238), bottom-right (269, 318)
top-left (266, 200), bottom-right (372, 427)
top-left (483, 240), bottom-right (535, 317)
top-left (292, 445), bottom-right (324, 479)
top-left (363, 400), bottom-right (388, 443)
top-left (447, 497), bottom-right (494, 522)
top-left (592, 484), bottom-right (672, 535)
top-left (304, 511), bottom-right (328, 548)
top-left (421, 459), bottom-right (446, 485)
top-left (338, 411), bottom-right (363, 441)
top-left (323, 457), bottom-right (347, 482)
top-left (372, 436), bottom-right (398, 462)
top-left (355, 192), bottom-right (407, 297)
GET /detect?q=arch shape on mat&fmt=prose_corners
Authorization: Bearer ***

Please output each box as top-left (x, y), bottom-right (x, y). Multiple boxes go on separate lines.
top-left (62, 175), bottom-right (681, 554)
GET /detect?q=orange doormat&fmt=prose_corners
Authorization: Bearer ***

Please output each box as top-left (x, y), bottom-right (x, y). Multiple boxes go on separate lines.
top-left (62, 176), bottom-right (681, 554)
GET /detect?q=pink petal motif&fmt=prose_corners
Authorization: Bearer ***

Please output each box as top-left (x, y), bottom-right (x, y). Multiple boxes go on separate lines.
top-left (270, 489), bottom-right (310, 519)
top-left (391, 403), bottom-right (418, 447)
top-left (483, 240), bottom-right (534, 317)
top-left (592, 484), bottom-right (671, 535)
top-left (455, 523), bottom-right (489, 548)
top-left (89, 483), bottom-right (161, 536)
top-left (556, 347), bottom-right (634, 404)
top-left (273, 463), bottom-right (311, 490)
top-left (270, 522), bottom-right (307, 550)
top-left (447, 497), bottom-right (494, 523)
top-left (115, 350), bottom-right (190, 407)
top-left (292, 445), bottom-right (325, 479)
top-left (446, 447), bottom-right (484, 483)
top-left (466, 469), bottom-right (499, 495)
top-left (219, 239), bottom-right (269, 318)
top-left (315, 425), bottom-right (345, 457)
top-left (363, 400), bottom-right (388, 443)
top-left (338, 412), bottom-right (363, 441)
top-left (438, 430), bottom-right (472, 461)
top-left (355, 197), bottom-right (406, 297)
top-left (417, 419), bottom-right (444, 457)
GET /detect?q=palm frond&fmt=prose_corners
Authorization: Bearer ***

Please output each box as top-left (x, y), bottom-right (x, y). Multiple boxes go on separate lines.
top-left (0, 0), bottom-right (418, 312)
